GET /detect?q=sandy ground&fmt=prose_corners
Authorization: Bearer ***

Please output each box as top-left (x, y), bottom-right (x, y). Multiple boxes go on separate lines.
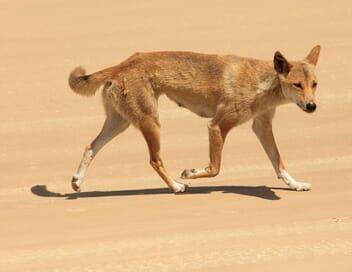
top-left (1, 0), bottom-right (352, 271)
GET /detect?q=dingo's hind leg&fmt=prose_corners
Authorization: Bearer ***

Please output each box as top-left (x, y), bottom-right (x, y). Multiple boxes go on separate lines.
top-left (71, 112), bottom-right (129, 192)
top-left (140, 117), bottom-right (187, 193)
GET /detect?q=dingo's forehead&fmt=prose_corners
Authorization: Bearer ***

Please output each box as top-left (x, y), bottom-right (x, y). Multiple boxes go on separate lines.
top-left (287, 62), bottom-right (316, 83)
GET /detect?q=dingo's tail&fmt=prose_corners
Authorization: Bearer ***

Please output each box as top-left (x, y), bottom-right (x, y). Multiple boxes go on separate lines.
top-left (69, 66), bottom-right (110, 97)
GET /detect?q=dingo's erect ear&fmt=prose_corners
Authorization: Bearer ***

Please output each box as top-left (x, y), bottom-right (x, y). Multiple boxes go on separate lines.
top-left (305, 45), bottom-right (321, 66)
top-left (274, 51), bottom-right (291, 75)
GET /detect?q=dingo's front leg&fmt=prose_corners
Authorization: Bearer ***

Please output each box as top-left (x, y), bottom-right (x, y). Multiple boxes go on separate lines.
top-left (181, 118), bottom-right (235, 179)
top-left (252, 110), bottom-right (311, 191)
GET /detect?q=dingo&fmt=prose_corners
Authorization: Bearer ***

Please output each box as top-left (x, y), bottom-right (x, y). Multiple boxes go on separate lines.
top-left (69, 45), bottom-right (320, 193)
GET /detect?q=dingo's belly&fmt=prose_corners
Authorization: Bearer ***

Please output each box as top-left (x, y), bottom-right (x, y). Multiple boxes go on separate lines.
top-left (166, 93), bottom-right (217, 118)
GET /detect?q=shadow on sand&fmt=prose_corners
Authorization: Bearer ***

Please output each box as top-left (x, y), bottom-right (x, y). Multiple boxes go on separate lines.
top-left (31, 184), bottom-right (291, 200)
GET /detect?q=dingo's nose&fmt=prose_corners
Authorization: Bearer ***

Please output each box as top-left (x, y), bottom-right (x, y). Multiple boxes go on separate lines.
top-left (306, 102), bottom-right (317, 113)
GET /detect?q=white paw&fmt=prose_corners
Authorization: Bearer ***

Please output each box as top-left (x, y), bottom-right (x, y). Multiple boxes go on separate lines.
top-left (278, 170), bottom-right (311, 192)
top-left (71, 175), bottom-right (83, 192)
top-left (290, 181), bottom-right (311, 191)
top-left (171, 181), bottom-right (188, 193)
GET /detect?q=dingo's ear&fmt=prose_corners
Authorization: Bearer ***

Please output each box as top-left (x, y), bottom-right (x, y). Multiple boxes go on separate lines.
top-left (305, 45), bottom-right (321, 66)
top-left (274, 51), bottom-right (291, 75)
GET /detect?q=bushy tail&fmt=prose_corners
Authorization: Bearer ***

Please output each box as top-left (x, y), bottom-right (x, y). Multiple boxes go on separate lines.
top-left (68, 66), bottom-right (109, 97)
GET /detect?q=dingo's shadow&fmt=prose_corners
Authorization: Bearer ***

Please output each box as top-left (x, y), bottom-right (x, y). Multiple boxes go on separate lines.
top-left (31, 184), bottom-right (291, 200)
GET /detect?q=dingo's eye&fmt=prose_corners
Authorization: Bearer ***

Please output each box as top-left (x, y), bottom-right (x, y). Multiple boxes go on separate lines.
top-left (312, 82), bottom-right (318, 88)
top-left (293, 83), bottom-right (303, 89)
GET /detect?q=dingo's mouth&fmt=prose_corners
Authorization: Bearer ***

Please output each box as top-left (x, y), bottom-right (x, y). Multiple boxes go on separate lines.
top-left (296, 103), bottom-right (306, 111)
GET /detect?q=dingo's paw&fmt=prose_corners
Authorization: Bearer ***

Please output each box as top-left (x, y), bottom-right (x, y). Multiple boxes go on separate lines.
top-left (171, 181), bottom-right (188, 193)
top-left (278, 171), bottom-right (311, 192)
top-left (180, 168), bottom-right (198, 179)
top-left (71, 175), bottom-right (82, 192)
top-left (291, 181), bottom-right (311, 191)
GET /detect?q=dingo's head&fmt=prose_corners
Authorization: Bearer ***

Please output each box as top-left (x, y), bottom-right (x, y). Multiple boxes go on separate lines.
top-left (274, 45), bottom-right (320, 113)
